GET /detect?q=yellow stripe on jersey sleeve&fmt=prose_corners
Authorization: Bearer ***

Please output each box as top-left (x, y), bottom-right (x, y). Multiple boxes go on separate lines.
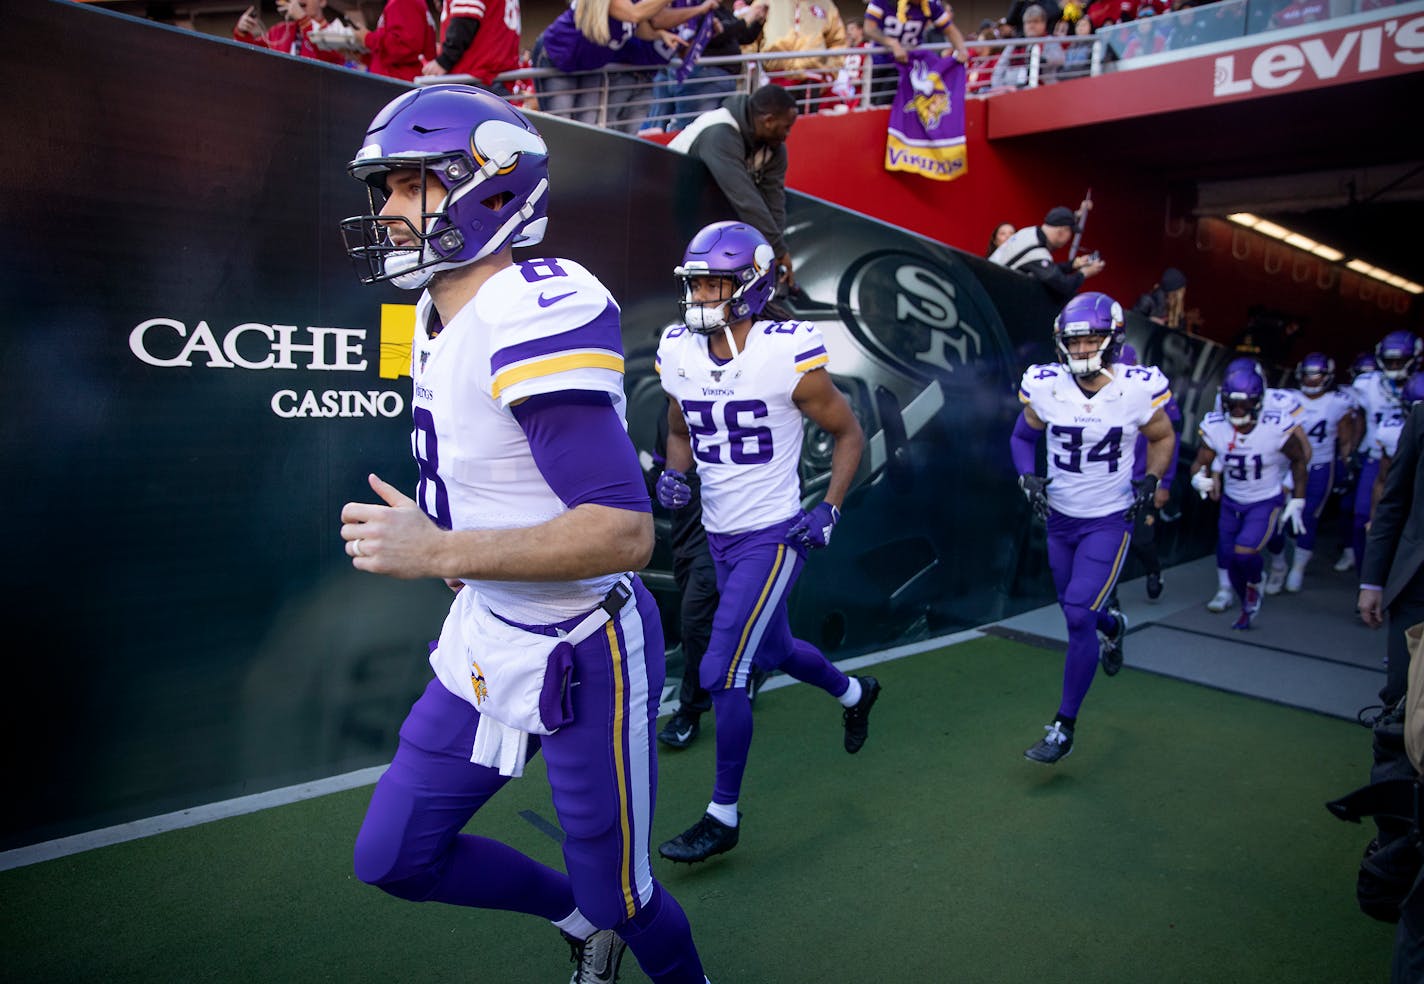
top-left (490, 351), bottom-right (625, 399)
top-left (1018, 388), bottom-right (1032, 404)
top-left (1150, 388), bottom-right (1173, 409)
top-left (794, 353), bottom-right (830, 373)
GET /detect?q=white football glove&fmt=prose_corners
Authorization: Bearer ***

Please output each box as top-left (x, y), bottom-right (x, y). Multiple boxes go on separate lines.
top-left (1280, 497), bottom-right (1307, 535)
top-left (1190, 468), bottom-right (1215, 499)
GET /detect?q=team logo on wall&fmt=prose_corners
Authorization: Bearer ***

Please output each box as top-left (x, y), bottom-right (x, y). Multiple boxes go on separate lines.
top-left (837, 250), bottom-right (992, 382)
top-left (126, 304), bottom-right (417, 418)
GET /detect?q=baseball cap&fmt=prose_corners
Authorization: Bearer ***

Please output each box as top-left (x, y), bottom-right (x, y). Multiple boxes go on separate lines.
top-left (1161, 266), bottom-right (1186, 291)
top-left (1043, 206), bottom-right (1079, 231)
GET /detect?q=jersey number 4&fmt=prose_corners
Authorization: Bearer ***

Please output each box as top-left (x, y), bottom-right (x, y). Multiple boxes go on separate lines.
top-left (1050, 425), bottom-right (1122, 473)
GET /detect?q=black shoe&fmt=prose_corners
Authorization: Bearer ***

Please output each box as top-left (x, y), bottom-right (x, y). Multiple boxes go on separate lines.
top-left (562, 928), bottom-right (626, 984)
top-left (1098, 607), bottom-right (1127, 677)
top-left (1146, 571), bottom-right (1163, 600)
top-left (657, 709), bottom-right (700, 749)
top-left (842, 676), bottom-right (881, 754)
top-left (1024, 719), bottom-right (1074, 764)
top-left (747, 665), bottom-right (768, 706)
top-left (658, 813), bottom-right (740, 864)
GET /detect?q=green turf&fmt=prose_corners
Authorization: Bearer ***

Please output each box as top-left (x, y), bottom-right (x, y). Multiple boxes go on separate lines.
top-left (0, 636), bottom-right (1395, 983)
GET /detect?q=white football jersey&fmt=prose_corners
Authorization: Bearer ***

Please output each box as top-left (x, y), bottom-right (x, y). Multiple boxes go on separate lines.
top-left (409, 256), bottom-right (628, 626)
top-left (657, 319), bottom-right (829, 534)
top-left (1353, 371), bottom-right (1405, 461)
top-left (1199, 407), bottom-right (1296, 504)
top-left (1375, 413), bottom-right (1406, 461)
top-left (1018, 362), bottom-right (1171, 519)
top-left (1294, 388), bottom-right (1358, 463)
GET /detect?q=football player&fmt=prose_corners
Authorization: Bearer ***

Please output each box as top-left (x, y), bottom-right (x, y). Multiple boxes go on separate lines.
top-left (1117, 344), bottom-right (1180, 600)
top-left (1274, 353), bottom-right (1361, 592)
top-left (1345, 331), bottom-right (1421, 574)
top-left (336, 85), bottom-right (709, 984)
top-left (1190, 361), bottom-right (1310, 629)
top-left (1366, 372), bottom-right (1424, 523)
top-left (654, 221), bottom-right (873, 863)
top-left (1012, 293), bottom-right (1176, 764)
top-left (1204, 357), bottom-right (1303, 612)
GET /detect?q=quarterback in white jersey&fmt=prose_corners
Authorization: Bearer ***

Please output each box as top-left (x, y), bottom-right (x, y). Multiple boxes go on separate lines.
top-left (1190, 360), bottom-right (1309, 629)
top-left (654, 221), bottom-right (875, 865)
top-left (1011, 292), bottom-right (1176, 766)
top-left (335, 85), bottom-right (710, 983)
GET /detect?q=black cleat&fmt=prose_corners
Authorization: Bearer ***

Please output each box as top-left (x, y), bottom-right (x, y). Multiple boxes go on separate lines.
top-left (842, 676), bottom-right (881, 754)
top-left (747, 665), bottom-right (768, 706)
top-left (563, 928), bottom-right (626, 984)
top-left (658, 813), bottom-right (740, 864)
top-left (1099, 606), bottom-right (1127, 677)
top-left (657, 709), bottom-right (701, 749)
top-left (1024, 719), bottom-right (1074, 764)
top-left (1146, 571), bottom-right (1163, 600)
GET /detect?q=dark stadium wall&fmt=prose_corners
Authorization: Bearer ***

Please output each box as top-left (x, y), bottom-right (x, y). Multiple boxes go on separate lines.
top-left (1, 0), bottom-right (1214, 851)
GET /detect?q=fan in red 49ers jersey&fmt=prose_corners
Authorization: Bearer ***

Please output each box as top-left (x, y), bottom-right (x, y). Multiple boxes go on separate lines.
top-left (421, 0), bottom-right (521, 90)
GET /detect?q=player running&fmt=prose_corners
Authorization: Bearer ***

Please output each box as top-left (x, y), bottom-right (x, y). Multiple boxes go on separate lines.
top-left (654, 221), bottom-right (874, 863)
top-left (337, 84), bottom-right (709, 984)
top-left (1012, 292), bottom-right (1176, 764)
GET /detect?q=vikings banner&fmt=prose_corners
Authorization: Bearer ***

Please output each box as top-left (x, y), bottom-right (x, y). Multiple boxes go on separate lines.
top-left (885, 49), bottom-right (968, 182)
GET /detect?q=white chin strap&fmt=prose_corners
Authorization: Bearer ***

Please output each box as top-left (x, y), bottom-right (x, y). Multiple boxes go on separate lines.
top-left (1301, 382), bottom-right (1325, 396)
top-left (1067, 354), bottom-right (1104, 376)
top-left (1228, 411), bottom-right (1255, 427)
top-left (684, 303), bottom-right (730, 334)
top-left (384, 249), bottom-right (435, 290)
top-left (1385, 366), bottom-right (1411, 381)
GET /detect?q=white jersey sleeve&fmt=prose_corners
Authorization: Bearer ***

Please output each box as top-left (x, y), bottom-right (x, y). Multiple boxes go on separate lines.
top-left (1376, 415), bottom-right (1406, 460)
top-left (477, 258), bottom-right (626, 410)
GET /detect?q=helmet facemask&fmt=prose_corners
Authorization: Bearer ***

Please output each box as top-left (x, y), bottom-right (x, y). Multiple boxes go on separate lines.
top-left (1224, 392), bottom-right (1262, 428)
top-left (1056, 330), bottom-right (1114, 377)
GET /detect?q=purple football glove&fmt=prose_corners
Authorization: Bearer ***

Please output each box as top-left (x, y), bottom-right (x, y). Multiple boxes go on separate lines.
top-left (787, 502), bottom-right (841, 549)
top-left (656, 468), bottom-right (691, 510)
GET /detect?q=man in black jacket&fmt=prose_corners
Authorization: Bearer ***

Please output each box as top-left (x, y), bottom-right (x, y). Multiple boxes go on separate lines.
top-left (1360, 401), bottom-right (1424, 706)
top-left (988, 204), bottom-right (1105, 302)
top-left (669, 84), bottom-right (799, 291)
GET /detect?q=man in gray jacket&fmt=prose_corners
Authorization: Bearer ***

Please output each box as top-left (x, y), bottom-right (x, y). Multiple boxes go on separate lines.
top-left (670, 84), bottom-right (799, 291)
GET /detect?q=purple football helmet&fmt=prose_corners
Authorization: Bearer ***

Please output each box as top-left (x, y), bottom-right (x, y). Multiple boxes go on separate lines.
top-left (1376, 330), bottom-right (1423, 381)
top-left (340, 85), bottom-right (549, 289)
top-left (1349, 350), bottom-right (1378, 380)
top-left (1052, 291), bottom-right (1124, 376)
top-left (1294, 352), bottom-right (1335, 396)
top-left (1221, 359), bottom-right (1267, 428)
top-left (1403, 372), bottom-right (1424, 408)
top-left (674, 221), bottom-right (776, 334)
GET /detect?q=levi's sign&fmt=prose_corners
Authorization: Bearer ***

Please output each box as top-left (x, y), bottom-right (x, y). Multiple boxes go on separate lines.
top-left (1213, 14), bottom-right (1424, 97)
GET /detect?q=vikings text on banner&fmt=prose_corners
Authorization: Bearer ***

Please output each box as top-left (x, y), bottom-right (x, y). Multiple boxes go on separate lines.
top-left (885, 50), bottom-right (967, 182)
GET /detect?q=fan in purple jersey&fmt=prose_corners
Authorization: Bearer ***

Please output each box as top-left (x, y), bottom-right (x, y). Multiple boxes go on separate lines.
top-left (1012, 292), bottom-right (1177, 764)
top-left (338, 85), bottom-right (712, 984)
top-left (1190, 359), bottom-right (1311, 629)
top-left (655, 220), bottom-right (873, 863)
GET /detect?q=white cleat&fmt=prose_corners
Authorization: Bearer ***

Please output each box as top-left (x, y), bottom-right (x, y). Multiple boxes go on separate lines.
top-left (1264, 565), bottom-right (1287, 595)
top-left (1206, 587), bottom-right (1236, 613)
top-left (1333, 548), bottom-right (1356, 573)
top-left (1285, 568), bottom-right (1305, 593)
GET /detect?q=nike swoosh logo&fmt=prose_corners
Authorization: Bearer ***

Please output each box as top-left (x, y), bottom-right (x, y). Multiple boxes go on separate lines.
top-left (538, 290), bottom-right (576, 307)
top-left (676, 729), bottom-right (693, 742)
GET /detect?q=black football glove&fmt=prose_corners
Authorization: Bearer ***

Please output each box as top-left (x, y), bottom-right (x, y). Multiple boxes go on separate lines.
top-left (1124, 474), bottom-right (1159, 524)
top-left (1019, 474), bottom-right (1051, 522)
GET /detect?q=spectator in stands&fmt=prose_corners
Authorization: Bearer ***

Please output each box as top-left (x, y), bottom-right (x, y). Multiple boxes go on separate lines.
top-left (989, 203), bottom-right (1105, 301)
top-left (863, 0), bottom-right (970, 107)
top-left (1134, 267), bottom-right (1188, 331)
top-left (1120, 5), bottom-right (1165, 57)
top-left (645, 0), bottom-right (767, 133)
top-left (669, 84), bottom-right (800, 290)
top-left (967, 19), bottom-right (1003, 93)
top-left (1061, 12), bottom-right (1096, 76)
top-left (826, 15), bottom-right (871, 111)
top-left (990, 4), bottom-right (1064, 89)
top-left (986, 221), bottom-right (1015, 257)
top-left (533, 0), bottom-right (717, 127)
top-left (234, 0), bottom-right (348, 65)
top-left (1086, 0), bottom-right (1134, 29)
top-left (509, 47), bottom-right (537, 107)
top-left (423, 0), bottom-right (521, 93)
top-left (1004, 0), bottom-right (1063, 32)
top-left (758, 0), bottom-right (849, 110)
top-left (1165, 1), bottom-right (1212, 50)
top-left (350, 0), bottom-right (437, 81)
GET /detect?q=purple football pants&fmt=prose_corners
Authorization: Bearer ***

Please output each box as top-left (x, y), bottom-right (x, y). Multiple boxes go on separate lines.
top-left (1353, 456), bottom-right (1382, 574)
top-left (352, 578), bottom-right (705, 984)
top-left (1218, 493), bottom-right (1281, 597)
top-left (702, 517), bottom-right (851, 805)
top-left (1046, 511), bottom-right (1131, 720)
